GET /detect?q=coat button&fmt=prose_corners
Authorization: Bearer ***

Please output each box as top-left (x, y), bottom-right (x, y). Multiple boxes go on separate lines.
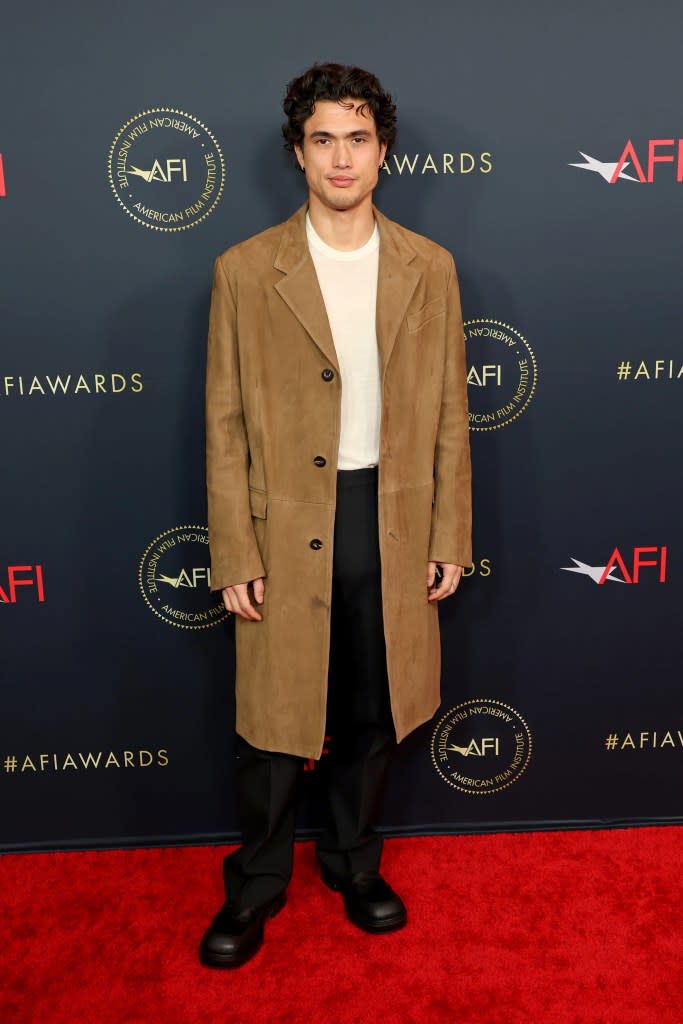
top-left (313, 455), bottom-right (327, 467)
top-left (310, 538), bottom-right (323, 550)
top-left (321, 368), bottom-right (335, 381)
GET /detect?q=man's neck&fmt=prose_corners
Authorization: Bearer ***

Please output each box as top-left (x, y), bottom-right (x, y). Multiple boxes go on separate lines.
top-left (307, 197), bottom-right (376, 252)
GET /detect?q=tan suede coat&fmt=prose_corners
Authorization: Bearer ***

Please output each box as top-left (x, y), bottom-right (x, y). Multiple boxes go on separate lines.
top-left (206, 204), bottom-right (472, 759)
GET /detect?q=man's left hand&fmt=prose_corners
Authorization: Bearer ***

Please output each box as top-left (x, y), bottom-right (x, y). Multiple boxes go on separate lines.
top-left (427, 562), bottom-right (463, 602)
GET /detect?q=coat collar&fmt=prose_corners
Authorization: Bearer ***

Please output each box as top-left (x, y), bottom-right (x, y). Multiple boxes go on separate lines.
top-left (273, 203), bottom-right (421, 377)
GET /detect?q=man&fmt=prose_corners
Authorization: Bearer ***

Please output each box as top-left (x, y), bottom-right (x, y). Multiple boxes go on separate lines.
top-left (201, 63), bottom-right (471, 968)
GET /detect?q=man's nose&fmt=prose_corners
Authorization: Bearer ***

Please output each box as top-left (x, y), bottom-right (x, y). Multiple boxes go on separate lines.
top-left (333, 143), bottom-right (351, 167)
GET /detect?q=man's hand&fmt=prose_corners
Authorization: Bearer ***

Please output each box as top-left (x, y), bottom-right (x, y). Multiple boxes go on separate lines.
top-left (221, 578), bottom-right (265, 621)
top-left (427, 562), bottom-right (463, 602)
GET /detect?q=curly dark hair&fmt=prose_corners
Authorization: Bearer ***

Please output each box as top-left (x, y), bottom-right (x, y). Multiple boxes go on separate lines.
top-left (282, 63), bottom-right (397, 161)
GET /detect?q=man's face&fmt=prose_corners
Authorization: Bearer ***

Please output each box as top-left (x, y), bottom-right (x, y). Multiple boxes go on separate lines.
top-left (294, 99), bottom-right (387, 213)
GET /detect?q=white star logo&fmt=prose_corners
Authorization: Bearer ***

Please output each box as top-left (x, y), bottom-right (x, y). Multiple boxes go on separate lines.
top-left (569, 151), bottom-right (640, 183)
top-left (561, 559), bottom-right (626, 584)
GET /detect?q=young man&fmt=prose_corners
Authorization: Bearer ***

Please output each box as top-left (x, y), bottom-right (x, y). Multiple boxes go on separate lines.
top-left (201, 63), bottom-right (472, 968)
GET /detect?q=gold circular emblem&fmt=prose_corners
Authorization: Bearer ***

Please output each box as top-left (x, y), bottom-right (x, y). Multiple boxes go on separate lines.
top-left (431, 699), bottom-right (532, 795)
top-left (108, 108), bottom-right (225, 232)
top-left (465, 319), bottom-right (538, 431)
top-left (138, 525), bottom-right (227, 630)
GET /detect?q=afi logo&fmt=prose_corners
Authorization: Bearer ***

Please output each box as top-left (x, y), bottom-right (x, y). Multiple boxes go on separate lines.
top-left (128, 158), bottom-right (188, 183)
top-left (0, 153), bottom-right (6, 196)
top-left (468, 365), bottom-right (502, 386)
top-left (0, 565), bottom-right (45, 603)
top-left (571, 140), bottom-right (683, 183)
top-left (157, 567), bottom-right (211, 589)
top-left (562, 547), bottom-right (667, 584)
top-left (613, 140), bottom-right (683, 183)
top-left (448, 737), bottom-right (500, 757)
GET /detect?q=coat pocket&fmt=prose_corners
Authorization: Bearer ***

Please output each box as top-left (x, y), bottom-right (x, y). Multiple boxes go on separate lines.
top-left (407, 298), bottom-right (446, 333)
top-left (249, 487), bottom-right (268, 519)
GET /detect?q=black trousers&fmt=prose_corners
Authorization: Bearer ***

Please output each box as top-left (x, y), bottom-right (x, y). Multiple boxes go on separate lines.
top-left (223, 467), bottom-right (396, 910)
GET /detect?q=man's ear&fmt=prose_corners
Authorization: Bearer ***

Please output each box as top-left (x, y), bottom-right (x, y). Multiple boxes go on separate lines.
top-left (378, 141), bottom-right (388, 168)
top-left (294, 144), bottom-right (305, 171)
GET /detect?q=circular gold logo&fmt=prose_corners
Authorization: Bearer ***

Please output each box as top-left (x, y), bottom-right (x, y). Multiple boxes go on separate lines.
top-left (465, 319), bottom-right (537, 430)
top-left (138, 525), bottom-right (227, 630)
top-left (108, 108), bottom-right (225, 232)
top-left (431, 699), bottom-right (532, 795)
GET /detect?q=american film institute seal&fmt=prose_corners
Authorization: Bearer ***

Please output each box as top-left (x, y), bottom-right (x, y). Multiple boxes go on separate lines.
top-left (108, 108), bottom-right (225, 232)
top-left (431, 698), bottom-right (532, 795)
top-left (465, 318), bottom-right (537, 431)
top-left (138, 525), bottom-right (227, 630)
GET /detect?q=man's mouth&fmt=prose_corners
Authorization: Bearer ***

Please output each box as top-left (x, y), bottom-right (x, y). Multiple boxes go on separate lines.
top-left (328, 176), bottom-right (355, 187)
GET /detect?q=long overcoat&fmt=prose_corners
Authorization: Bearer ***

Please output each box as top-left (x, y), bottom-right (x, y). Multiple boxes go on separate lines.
top-left (205, 203), bottom-right (472, 759)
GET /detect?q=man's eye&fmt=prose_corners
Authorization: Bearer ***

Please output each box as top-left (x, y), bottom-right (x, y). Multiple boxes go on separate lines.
top-left (352, 137), bottom-right (366, 143)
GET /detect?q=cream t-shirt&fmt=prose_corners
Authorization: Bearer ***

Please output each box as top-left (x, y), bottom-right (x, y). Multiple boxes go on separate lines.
top-left (306, 213), bottom-right (381, 470)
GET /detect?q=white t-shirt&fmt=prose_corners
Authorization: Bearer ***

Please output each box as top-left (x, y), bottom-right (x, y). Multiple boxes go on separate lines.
top-left (306, 213), bottom-right (381, 470)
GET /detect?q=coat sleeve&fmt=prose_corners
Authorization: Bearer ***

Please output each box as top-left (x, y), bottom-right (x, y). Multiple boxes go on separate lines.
top-left (427, 256), bottom-right (473, 568)
top-left (205, 255), bottom-right (266, 591)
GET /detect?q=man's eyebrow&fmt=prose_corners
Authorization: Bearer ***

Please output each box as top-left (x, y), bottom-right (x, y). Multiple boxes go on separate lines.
top-left (308, 129), bottom-right (373, 139)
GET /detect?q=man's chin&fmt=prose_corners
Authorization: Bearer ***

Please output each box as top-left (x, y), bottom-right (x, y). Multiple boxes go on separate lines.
top-left (324, 191), bottom-right (363, 212)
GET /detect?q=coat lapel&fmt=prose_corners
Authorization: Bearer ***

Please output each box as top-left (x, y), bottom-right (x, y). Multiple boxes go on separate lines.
top-left (273, 203), bottom-right (421, 377)
top-left (274, 205), bottom-right (340, 372)
top-left (374, 207), bottom-right (421, 377)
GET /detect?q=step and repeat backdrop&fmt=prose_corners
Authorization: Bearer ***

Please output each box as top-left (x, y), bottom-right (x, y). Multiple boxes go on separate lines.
top-left (1, 2), bottom-right (681, 851)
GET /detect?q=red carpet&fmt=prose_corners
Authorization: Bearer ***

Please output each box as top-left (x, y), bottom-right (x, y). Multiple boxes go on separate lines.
top-left (1, 828), bottom-right (681, 1024)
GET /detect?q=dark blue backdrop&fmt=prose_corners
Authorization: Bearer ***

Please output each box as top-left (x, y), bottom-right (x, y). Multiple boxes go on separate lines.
top-left (1, 0), bottom-right (681, 851)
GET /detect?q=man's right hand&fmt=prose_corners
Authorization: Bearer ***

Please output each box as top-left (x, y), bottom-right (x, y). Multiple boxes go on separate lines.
top-left (221, 578), bottom-right (265, 621)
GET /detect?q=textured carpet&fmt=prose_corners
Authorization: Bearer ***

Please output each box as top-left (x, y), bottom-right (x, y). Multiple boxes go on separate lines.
top-left (1, 827), bottom-right (681, 1023)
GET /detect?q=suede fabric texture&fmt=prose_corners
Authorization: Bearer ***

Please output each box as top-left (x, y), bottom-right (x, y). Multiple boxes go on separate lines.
top-left (205, 203), bottom-right (472, 759)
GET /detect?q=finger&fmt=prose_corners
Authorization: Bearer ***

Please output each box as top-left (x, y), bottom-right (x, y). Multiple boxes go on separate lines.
top-left (232, 583), bottom-right (262, 621)
top-left (252, 577), bottom-right (265, 604)
top-left (439, 567), bottom-right (462, 595)
top-left (223, 585), bottom-right (256, 621)
top-left (428, 570), bottom-right (458, 601)
top-left (428, 564), bottom-right (451, 589)
top-left (451, 566), bottom-right (463, 592)
top-left (226, 589), bottom-right (246, 617)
